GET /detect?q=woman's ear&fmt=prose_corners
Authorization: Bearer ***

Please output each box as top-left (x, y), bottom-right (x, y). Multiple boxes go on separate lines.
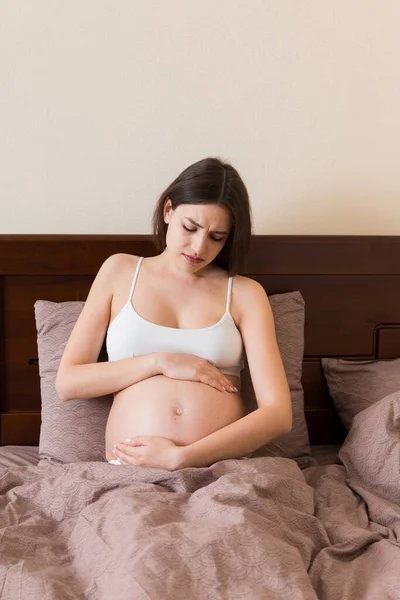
top-left (163, 197), bottom-right (173, 224)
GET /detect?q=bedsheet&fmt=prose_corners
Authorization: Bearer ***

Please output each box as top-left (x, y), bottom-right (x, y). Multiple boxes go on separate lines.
top-left (1, 393), bottom-right (399, 599)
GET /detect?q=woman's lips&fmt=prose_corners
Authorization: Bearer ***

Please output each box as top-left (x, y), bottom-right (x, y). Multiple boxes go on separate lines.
top-left (183, 254), bottom-right (204, 264)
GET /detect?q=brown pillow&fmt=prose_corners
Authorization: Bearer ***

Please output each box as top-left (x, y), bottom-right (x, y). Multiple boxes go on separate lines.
top-left (338, 390), bottom-right (400, 503)
top-left (321, 357), bottom-right (400, 430)
top-left (35, 301), bottom-right (112, 463)
top-left (35, 291), bottom-right (310, 465)
top-left (243, 291), bottom-right (311, 467)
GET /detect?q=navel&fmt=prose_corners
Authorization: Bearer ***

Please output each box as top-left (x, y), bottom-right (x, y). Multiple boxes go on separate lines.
top-left (174, 405), bottom-right (184, 416)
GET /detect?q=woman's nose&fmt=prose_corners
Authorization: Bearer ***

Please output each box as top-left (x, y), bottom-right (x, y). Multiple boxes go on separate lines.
top-left (191, 235), bottom-right (207, 256)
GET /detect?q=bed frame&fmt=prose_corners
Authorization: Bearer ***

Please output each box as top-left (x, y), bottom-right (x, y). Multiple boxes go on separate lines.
top-left (1, 234), bottom-right (399, 447)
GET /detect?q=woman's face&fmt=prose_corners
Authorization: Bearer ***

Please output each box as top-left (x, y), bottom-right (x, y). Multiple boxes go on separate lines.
top-left (163, 200), bottom-right (232, 271)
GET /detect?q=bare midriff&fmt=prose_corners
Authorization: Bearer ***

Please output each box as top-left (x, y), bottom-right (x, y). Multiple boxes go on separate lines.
top-left (105, 374), bottom-right (245, 461)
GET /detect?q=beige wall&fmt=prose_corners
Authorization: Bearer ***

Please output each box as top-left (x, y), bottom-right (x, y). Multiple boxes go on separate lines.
top-left (1, 1), bottom-right (399, 234)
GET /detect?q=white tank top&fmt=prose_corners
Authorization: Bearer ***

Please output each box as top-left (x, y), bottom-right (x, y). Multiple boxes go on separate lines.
top-left (106, 257), bottom-right (244, 378)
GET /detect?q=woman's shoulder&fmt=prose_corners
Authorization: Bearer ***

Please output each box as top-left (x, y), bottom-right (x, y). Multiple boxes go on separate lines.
top-left (209, 269), bottom-right (267, 298)
top-left (232, 274), bottom-right (269, 307)
top-left (95, 254), bottom-right (141, 288)
top-left (227, 275), bottom-right (269, 327)
top-left (99, 253), bottom-right (140, 273)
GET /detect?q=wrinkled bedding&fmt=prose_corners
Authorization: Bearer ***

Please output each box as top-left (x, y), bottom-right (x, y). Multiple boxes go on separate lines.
top-left (305, 390), bottom-right (400, 600)
top-left (1, 392), bottom-right (400, 599)
top-left (0, 443), bottom-right (342, 470)
top-left (0, 445), bottom-right (40, 469)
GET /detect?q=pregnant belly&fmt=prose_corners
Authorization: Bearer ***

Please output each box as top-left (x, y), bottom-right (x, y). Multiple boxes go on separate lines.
top-left (105, 375), bottom-right (245, 461)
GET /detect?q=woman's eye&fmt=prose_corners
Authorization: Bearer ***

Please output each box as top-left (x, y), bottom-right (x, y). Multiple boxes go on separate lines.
top-left (183, 224), bottom-right (224, 242)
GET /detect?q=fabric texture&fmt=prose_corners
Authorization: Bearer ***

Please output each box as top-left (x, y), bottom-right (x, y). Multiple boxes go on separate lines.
top-left (338, 390), bottom-right (400, 504)
top-left (35, 289), bottom-right (310, 465)
top-left (321, 357), bottom-right (400, 429)
top-left (3, 411), bottom-right (400, 600)
top-left (0, 456), bottom-right (327, 599)
top-left (0, 445), bottom-right (39, 469)
top-left (302, 390), bottom-right (400, 599)
top-left (35, 301), bottom-right (112, 463)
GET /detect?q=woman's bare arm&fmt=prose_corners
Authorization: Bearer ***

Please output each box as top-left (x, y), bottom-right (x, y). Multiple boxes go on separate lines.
top-left (56, 254), bottom-right (161, 401)
top-left (178, 277), bottom-right (292, 466)
top-left (56, 355), bottom-right (161, 401)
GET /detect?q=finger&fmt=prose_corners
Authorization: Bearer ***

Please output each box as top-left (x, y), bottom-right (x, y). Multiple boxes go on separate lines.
top-left (210, 369), bottom-right (237, 393)
top-left (129, 435), bottom-right (152, 446)
top-left (119, 436), bottom-right (146, 447)
top-left (209, 378), bottom-right (237, 393)
top-left (210, 377), bottom-right (234, 392)
top-left (199, 374), bottom-right (227, 392)
top-left (115, 447), bottom-right (137, 465)
top-left (120, 447), bottom-right (146, 466)
top-left (208, 379), bottom-right (226, 391)
top-left (114, 450), bottom-right (133, 466)
top-left (199, 374), bottom-right (217, 389)
top-left (221, 379), bottom-right (238, 393)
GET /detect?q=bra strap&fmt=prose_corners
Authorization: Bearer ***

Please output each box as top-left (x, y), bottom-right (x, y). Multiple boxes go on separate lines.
top-left (226, 277), bottom-right (233, 313)
top-left (128, 257), bottom-right (144, 303)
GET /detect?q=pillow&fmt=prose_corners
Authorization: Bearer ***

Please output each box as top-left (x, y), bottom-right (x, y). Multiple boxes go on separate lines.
top-left (35, 301), bottom-right (112, 463)
top-left (242, 291), bottom-right (311, 467)
top-left (338, 391), bottom-right (400, 504)
top-left (35, 290), bottom-right (311, 465)
top-left (321, 357), bottom-right (400, 430)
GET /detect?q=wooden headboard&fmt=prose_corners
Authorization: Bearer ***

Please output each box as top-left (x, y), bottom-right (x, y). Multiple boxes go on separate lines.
top-left (1, 234), bottom-right (400, 447)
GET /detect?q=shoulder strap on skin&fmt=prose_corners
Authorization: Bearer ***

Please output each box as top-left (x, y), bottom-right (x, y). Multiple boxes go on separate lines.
top-left (128, 257), bottom-right (144, 303)
top-left (226, 277), bottom-right (233, 313)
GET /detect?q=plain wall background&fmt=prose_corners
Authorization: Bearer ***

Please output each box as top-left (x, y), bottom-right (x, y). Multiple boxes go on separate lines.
top-left (1, 1), bottom-right (399, 234)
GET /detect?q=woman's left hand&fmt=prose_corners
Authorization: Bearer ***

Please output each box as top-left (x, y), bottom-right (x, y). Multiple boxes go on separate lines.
top-left (113, 436), bottom-right (185, 470)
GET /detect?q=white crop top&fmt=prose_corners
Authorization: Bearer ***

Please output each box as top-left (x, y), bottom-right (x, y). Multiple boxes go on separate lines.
top-left (106, 257), bottom-right (244, 378)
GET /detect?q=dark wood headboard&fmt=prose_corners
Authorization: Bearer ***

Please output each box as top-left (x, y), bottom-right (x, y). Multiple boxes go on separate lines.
top-left (1, 235), bottom-right (400, 447)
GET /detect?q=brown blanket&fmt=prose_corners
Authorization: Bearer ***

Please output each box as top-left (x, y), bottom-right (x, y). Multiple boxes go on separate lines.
top-left (1, 456), bottom-right (326, 599)
top-left (1, 393), bottom-right (400, 599)
top-left (306, 391), bottom-right (400, 600)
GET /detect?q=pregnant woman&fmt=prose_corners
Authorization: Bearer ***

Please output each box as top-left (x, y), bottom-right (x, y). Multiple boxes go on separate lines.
top-left (56, 157), bottom-right (292, 469)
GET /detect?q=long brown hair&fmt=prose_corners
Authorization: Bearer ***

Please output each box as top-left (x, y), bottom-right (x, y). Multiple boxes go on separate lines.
top-left (152, 157), bottom-right (252, 275)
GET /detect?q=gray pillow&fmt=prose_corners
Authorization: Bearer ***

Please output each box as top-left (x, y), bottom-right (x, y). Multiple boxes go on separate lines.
top-left (35, 301), bottom-right (112, 463)
top-left (35, 291), bottom-right (311, 465)
top-left (321, 357), bottom-right (400, 430)
top-left (242, 291), bottom-right (311, 467)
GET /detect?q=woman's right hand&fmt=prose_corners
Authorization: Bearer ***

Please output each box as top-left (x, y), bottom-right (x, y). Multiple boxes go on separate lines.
top-left (158, 353), bottom-right (238, 393)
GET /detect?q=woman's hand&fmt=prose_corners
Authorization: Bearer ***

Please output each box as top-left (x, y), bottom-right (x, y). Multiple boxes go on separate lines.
top-left (113, 436), bottom-right (186, 470)
top-left (157, 353), bottom-right (238, 393)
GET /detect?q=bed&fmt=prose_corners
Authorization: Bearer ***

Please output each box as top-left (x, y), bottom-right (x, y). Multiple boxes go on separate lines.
top-left (1, 234), bottom-right (399, 599)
